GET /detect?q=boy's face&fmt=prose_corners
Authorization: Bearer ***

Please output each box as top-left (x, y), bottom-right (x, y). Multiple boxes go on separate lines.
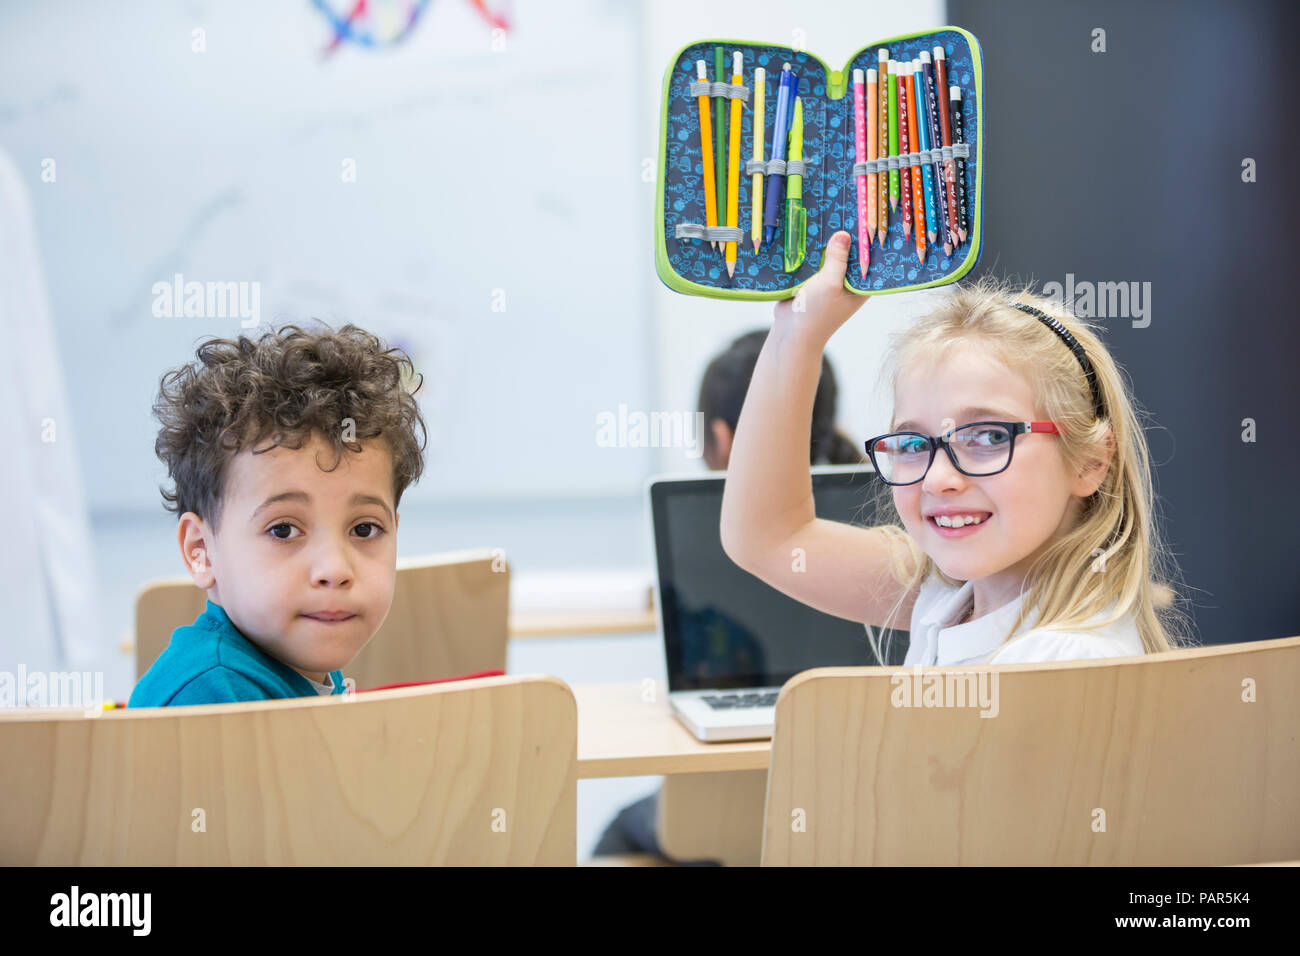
top-left (889, 347), bottom-right (1107, 596)
top-left (179, 433), bottom-right (400, 684)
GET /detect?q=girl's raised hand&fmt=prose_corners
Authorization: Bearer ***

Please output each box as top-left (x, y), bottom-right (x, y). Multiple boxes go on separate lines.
top-left (772, 230), bottom-right (870, 346)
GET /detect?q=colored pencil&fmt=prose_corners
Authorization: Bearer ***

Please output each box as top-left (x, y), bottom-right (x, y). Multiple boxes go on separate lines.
top-left (877, 48), bottom-right (889, 248)
top-left (950, 84), bottom-right (969, 245)
top-left (919, 50), bottom-right (950, 257)
top-left (695, 60), bottom-right (718, 252)
top-left (933, 45), bottom-right (959, 255)
top-left (751, 67), bottom-right (765, 253)
top-left (866, 66), bottom-right (878, 258)
top-left (887, 58), bottom-right (900, 213)
top-left (725, 50), bottom-right (743, 277)
top-left (897, 58), bottom-right (913, 242)
top-left (713, 47), bottom-right (727, 255)
top-left (913, 57), bottom-right (939, 247)
top-left (906, 60), bottom-right (928, 266)
top-left (854, 68), bottom-right (870, 277)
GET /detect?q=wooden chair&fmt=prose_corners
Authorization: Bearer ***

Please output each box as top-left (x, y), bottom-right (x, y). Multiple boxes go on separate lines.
top-left (659, 771), bottom-right (766, 866)
top-left (762, 636), bottom-right (1300, 865)
top-left (0, 674), bottom-right (575, 865)
top-left (135, 548), bottom-right (510, 688)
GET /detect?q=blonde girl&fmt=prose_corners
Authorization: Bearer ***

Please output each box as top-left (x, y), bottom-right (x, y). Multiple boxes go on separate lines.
top-left (720, 230), bottom-right (1193, 666)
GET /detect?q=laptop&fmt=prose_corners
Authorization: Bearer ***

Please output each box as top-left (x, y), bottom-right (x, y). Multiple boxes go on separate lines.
top-left (649, 465), bottom-right (909, 742)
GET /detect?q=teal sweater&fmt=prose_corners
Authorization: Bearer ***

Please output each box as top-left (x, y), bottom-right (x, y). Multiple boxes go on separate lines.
top-left (129, 599), bottom-right (346, 707)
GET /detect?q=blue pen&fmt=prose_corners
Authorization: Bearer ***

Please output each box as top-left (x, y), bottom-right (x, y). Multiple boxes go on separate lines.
top-left (912, 57), bottom-right (939, 246)
top-left (762, 63), bottom-right (799, 248)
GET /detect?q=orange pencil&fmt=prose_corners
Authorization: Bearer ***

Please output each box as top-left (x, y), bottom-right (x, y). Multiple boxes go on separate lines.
top-left (696, 59), bottom-right (719, 252)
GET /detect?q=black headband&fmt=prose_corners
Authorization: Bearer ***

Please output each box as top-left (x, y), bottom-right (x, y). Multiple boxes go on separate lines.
top-left (1011, 302), bottom-right (1106, 421)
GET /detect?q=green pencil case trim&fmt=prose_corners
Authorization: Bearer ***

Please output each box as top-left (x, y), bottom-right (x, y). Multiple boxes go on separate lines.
top-left (655, 25), bottom-right (984, 301)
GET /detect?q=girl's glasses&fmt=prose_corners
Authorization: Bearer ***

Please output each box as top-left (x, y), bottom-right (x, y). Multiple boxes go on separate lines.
top-left (864, 421), bottom-right (1060, 486)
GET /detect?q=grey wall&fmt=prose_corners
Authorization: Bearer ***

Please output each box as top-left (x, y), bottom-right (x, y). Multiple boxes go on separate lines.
top-left (948, 0), bottom-right (1300, 645)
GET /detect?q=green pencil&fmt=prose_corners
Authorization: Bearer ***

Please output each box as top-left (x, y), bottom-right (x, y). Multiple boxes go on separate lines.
top-left (714, 46), bottom-right (727, 254)
top-left (888, 58), bottom-right (900, 210)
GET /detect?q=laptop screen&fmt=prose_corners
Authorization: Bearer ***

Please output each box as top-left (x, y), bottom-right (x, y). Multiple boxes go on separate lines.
top-left (650, 467), bottom-right (910, 692)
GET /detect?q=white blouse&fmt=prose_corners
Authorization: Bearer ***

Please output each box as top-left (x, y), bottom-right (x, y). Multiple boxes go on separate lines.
top-left (903, 573), bottom-right (1145, 666)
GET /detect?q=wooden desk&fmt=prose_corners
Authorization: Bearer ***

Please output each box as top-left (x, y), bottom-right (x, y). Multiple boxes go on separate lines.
top-left (574, 680), bottom-right (769, 778)
top-left (574, 680), bottom-right (770, 866)
top-left (509, 580), bottom-right (656, 639)
top-left (509, 608), bottom-right (657, 639)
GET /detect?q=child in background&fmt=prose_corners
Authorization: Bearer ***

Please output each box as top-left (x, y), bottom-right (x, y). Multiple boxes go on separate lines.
top-left (721, 230), bottom-right (1193, 666)
top-left (129, 324), bottom-right (427, 707)
top-left (698, 329), bottom-right (863, 469)
top-left (592, 327), bottom-right (862, 863)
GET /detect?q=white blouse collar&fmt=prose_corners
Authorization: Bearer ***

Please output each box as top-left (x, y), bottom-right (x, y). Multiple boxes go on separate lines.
top-left (916, 578), bottom-right (1041, 665)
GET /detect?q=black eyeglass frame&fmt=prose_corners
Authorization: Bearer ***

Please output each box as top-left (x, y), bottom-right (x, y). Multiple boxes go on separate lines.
top-left (863, 420), bottom-right (1061, 486)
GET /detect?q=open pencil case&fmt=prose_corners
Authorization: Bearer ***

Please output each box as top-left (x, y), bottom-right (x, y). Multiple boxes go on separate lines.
top-left (654, 26), bottom-right (983, 300)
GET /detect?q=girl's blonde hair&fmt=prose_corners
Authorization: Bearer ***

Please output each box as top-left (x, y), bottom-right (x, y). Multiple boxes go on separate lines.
top-left (865, 275), bottom-right (1196, 665)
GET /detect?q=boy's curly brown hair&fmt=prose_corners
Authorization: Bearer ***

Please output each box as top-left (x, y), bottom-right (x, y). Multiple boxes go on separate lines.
top-left (154, 323), bottom-right (427, 531)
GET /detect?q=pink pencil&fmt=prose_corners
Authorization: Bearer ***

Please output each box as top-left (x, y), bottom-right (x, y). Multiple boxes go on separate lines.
top-left (853, 68), bottom-right (869, 278)
top-left (866, 67), bottom-right (878, 269)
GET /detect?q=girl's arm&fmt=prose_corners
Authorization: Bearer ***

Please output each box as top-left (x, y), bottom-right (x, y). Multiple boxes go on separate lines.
top-left (719, 231), bottom-right (921, 628)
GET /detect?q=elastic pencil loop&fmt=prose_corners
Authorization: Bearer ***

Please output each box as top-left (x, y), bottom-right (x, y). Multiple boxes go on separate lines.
top-left (852, 142), bottom-right (970, 177)
top-left (686, 79), bottom-right (751, 104)
top-left (1011, 303), bottom-right (1108, 421)
top-left (750, 157), bottom-right (809, 177)
top-left (675, 223), bottom-right (745, 242)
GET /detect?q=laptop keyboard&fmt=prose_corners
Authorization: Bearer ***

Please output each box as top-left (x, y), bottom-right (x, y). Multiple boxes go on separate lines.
top-left (700, 691), bottom-right (779, 710)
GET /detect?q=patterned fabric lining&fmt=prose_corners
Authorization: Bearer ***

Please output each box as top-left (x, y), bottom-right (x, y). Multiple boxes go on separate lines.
top-left (660, 30), bottom-right (981, 297)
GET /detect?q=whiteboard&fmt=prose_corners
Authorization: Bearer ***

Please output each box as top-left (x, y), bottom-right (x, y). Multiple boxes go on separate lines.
top-left (0, 0), bottom-right (653, 509)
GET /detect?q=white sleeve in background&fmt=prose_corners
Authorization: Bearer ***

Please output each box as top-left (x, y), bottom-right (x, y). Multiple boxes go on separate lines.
top-left (0, 146), bottom-right (102, 672)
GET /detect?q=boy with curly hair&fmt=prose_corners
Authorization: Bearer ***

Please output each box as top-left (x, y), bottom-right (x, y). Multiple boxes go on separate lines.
top-left (129, 323), bottom-right (427, 707)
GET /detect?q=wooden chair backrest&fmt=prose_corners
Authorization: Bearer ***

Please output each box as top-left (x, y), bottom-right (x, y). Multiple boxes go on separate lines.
top-left (762, 637), bottom-right (1300, 865)
top-left (135, 548), bottom-right (510, 687)
top-left (1, 674), bottom-right (574, 865)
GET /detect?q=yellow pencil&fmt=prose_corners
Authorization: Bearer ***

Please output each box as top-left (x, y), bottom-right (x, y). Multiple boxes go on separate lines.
top-left (726, 50), bottom-right (744, 277)
top-left (751, 66), bottom-right (765, 253)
